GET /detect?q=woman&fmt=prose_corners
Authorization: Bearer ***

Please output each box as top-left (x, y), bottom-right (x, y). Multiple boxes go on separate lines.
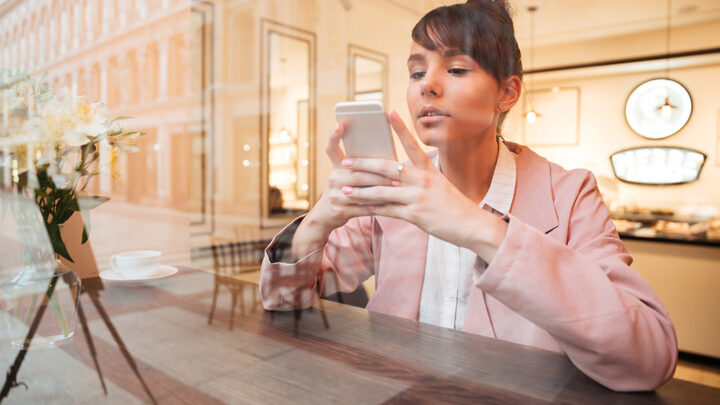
top-left (259, 0), bottom-right (677, 392)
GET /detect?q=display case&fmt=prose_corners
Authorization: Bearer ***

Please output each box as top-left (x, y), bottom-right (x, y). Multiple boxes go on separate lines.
top-left (612, 208), bottom-right (720, 247)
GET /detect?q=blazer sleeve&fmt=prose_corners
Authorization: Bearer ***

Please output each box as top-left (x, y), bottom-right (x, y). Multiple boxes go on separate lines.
top-left (259, 215), bottom-right (375, 311)
top-left (477, 171), bottom-right (678, 392)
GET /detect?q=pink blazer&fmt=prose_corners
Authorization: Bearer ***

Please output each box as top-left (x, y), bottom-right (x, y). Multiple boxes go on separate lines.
top-left (259, 142), bottom-right (678, 392)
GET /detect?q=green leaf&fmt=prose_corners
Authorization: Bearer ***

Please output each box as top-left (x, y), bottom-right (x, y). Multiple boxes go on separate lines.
top-left (46, 223), bottom-right (73, 263)
top-left (58, 209), bottom-right (74, 224)
top-left (66, 195), bottom-right (80, 211)
top-left (109, 116), bottom-right (133, 122)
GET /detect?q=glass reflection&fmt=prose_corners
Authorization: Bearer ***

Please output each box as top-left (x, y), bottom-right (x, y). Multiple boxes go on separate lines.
top-left (348, 45), bottom-right (388, 106)
top-left (266, 31), bottom-right (312, 217)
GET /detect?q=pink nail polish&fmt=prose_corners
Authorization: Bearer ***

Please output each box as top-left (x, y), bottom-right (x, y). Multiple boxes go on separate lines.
top-left (368, 205), bottom-right (376, 210)
top-left (391, 180), bottom-right (401, 187)
top-left (342, 186), bottom-right (352, 194)
top-left (341, 159), bottom-right (353, 167)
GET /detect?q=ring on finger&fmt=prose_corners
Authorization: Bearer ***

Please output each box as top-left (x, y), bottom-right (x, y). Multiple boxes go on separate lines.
top-left (396, 163), bottom-right (404, 181)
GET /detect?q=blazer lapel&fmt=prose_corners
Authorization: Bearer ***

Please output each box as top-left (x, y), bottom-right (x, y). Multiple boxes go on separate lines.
top-left (505, 142), bottom-right (559, 234)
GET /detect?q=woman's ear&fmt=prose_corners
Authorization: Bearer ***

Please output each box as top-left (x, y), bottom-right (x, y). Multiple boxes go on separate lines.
top-left (497, 75), bottom-right (522, 113)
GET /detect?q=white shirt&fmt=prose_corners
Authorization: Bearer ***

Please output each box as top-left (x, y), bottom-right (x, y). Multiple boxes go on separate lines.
top-left (418, 141), bottom-right (517, 330)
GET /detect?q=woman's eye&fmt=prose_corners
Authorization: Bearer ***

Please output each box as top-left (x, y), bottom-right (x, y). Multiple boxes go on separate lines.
top-left (410, 71), bottom-right (425, 80)
top-left (448, 68), bottom-right (469, 75)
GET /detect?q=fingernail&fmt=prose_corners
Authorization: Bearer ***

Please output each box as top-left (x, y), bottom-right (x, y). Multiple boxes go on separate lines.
top-left (391, 180), bottom-right (401, 187)
top-left (341, 159), bottom-right (353, 167)
top-left (342, 186), bottom-right (353, 194)
top-left (368, 205), bottom-right (376, 210)
top-left (333, 123), bottom-right (341, 133)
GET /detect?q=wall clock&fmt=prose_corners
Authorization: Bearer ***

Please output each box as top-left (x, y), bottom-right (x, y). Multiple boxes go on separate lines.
top-left (624, 78), bottom-right (692, 140)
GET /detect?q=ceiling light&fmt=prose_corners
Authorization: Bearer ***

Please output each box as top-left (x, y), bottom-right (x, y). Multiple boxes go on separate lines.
top-left (524, 6), bottom-right (540, 124)
top-left (610, 146), bottom-right (705, 185)
top-left (525, 110), bottom-right (537, 124)
top-left (658, 97), bottom-right (674, 119)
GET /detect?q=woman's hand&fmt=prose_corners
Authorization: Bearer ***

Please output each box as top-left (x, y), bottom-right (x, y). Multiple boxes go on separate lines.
top-left (340, 111), bottom-right (508, 261)
top-left (291, 123), bottom-right (395, 260)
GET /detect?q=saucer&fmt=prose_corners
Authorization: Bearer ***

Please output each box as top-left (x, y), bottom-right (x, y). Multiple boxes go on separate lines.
top-left (100, 265), bottom-right (178, 285)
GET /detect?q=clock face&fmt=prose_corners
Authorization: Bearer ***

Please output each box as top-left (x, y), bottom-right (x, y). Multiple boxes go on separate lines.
top-left (624, 78), bottom-right (692, 140)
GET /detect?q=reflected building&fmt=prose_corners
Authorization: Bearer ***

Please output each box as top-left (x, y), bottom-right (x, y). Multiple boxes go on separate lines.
top-left (0, 0), bottom-right (445, 251)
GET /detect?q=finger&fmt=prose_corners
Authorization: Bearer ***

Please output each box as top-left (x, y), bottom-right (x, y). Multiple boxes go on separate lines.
top-left (325, 123), bottom-right (346, 167)
top-left (367, 203), bottom-right (406, 221)
top-left (325, 192), bottom-right (376, 219)
top-left (389, 110), bottom-right (432, 169)
top-left (343, 185), bottom-right (414, 205)
top-left (334, 169), bottom-right (396, 187)
top-left (342, 157), bottom-right (404, 181)
top-left (327, 187), bottom-right (384, 208)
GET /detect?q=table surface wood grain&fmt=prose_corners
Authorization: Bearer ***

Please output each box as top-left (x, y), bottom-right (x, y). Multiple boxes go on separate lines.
top-left (2, 266), bottom-right (719, 404)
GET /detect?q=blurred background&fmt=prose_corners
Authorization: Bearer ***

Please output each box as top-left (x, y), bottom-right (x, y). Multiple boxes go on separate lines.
top-left (1, 0), bottom-right (719, 375)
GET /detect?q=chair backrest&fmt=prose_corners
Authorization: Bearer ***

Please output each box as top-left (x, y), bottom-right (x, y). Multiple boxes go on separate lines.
top-left (210, 234), bottom-right (265, 277)
top-left (234, 226), bottom-right (267, 267)
top-left (210, 236), bottom-right (236, 277)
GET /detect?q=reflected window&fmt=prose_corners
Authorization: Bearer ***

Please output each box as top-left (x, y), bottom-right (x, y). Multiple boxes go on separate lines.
top-left (348, 45), bottom-right (388, 107)
top-left (610, 146), bottom-right (706, 185)
top-left (261, 20), bottom-right (316, 223)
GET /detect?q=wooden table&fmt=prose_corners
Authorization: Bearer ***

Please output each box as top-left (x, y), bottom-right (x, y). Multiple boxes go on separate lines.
top-left (1, 266), bottom-right (719, 404)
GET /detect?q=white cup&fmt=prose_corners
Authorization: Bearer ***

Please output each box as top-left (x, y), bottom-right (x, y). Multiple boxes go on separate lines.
top-left (110, 250), bottom-right (162, 279)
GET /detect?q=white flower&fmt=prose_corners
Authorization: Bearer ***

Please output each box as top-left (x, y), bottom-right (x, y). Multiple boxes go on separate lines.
top-left (73, 98), bottom-right (109, 139)
top-left (2, 89), bottom-right (24, 110)
top-left (22, 117), bottom-right (50, 142)
top-left (62, 131), bottom-right (91, 147)
top-left (51, 173), bottom-right (68, 188)
top-left (33, 93), bottom-right (93, 147)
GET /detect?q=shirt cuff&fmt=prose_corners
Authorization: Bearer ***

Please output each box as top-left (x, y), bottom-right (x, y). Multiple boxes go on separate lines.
top-left (266, 215), bottom-right (305, 264)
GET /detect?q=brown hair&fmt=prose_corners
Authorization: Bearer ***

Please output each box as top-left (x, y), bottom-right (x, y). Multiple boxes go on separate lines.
top-left (411, 0), bottom-right (522, 130)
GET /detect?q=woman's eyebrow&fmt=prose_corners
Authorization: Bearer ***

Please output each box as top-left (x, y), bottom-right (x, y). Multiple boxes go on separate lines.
top-left (442, 49), bottom-right (465, 58)
top-left (407, 53), bottom-right (425, 64)
top-left (407, 49), bottom-right (468, 65)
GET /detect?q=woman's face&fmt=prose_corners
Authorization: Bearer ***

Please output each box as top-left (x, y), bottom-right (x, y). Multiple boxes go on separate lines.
top-left (406, 42), bottom-right (501, 148)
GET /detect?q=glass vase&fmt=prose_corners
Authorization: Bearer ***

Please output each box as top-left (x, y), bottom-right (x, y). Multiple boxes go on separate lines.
top-left (0, 257), bottom-right (81, 350)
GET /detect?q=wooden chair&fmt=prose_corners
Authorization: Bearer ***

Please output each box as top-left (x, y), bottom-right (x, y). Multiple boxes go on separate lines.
top-left (208, 235), bottom-right (265, 330)
top-left (234, 225), bottom-right (265, 269)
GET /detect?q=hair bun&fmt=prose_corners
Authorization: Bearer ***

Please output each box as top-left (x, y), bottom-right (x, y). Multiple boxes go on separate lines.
top-left (466, 0), bottom-right (513, 16)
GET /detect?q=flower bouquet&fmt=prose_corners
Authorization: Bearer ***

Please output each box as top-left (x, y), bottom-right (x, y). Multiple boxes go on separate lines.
top-left (0, 68), bottom-right (142, 349)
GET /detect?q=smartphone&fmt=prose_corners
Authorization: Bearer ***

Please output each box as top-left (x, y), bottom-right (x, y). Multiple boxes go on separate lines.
top-left (334, 101), bottom-right (397, 161)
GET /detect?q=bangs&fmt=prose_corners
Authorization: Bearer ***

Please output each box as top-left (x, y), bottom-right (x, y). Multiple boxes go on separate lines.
top-left (411, 4), bottom-right (517, 84)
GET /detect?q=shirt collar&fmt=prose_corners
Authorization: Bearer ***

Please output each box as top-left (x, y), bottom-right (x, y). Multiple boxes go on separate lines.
top-left (432, 141), bottom-right (516, 215)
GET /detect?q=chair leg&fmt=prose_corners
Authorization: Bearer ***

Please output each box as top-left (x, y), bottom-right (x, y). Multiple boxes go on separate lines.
top-left (208, 281), bottom-right (219, 325)
top-left (252, 287), bottom-right (259, 313)
top-left (229, 291), bottom-right (238, 331)
top-left (238, 286), bottom-right (246, 315)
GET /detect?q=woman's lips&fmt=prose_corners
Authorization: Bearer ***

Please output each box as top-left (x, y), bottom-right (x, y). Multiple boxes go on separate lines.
top-left (419, 114), bottom-right (447, 125)
top-left (418, 106), bottom-right (449, 125)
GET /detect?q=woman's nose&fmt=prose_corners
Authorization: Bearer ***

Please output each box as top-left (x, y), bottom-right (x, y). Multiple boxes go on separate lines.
top-left (420, 69), bottom-right (442, 97)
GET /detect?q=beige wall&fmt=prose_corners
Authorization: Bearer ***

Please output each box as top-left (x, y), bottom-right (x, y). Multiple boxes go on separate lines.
top-left (504, 20), bottom-right (720, 213)
top-left (526, 19), bottom-right (720, 70)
